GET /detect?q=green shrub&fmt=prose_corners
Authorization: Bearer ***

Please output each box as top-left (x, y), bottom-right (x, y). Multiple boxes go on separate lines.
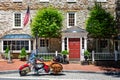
top-left (84, 50), bottom-right (90, 57)
top-left (18, 47), bottom-right (27, 59)
top-left (61, 50), bottom-right (69, 55)
top-left (4, 46), bottom-right (10, 59)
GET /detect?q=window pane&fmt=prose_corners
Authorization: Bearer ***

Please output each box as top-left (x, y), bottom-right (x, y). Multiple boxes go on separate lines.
top-left (40, 39), bottom-right (48, 47)
top-left (68, 12), bottom-right (75, 26)
top-left (25, 46), bottom-right (29, 50)
top-left (21, 41), bottom-right (24, 45)
top-left (3, 46), bottom-right (7, 50)
top-left (16, 41), bottom-right (20, 45)
top-left (8, 41), bottom-right (11, 45)
top-left (3, 41), bottom-right (7, 45)
top-left (25, 41), bottom-right (29, 45)
top-left (14, 13), bottom-right (21, 27)
top-left (3, 40), bottom-right (29, 51)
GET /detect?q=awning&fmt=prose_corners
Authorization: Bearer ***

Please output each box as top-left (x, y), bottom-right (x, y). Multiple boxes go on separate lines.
top-left (1, 34), bottom-right (33, 39)
top-left (63, 26), bottom-right (87, 33)
top-left (62, 26), bottom-right (88, 38)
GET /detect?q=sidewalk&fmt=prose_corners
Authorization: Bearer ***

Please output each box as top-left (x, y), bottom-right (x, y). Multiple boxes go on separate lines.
top-left (0, 59), bottom-right (120, 73)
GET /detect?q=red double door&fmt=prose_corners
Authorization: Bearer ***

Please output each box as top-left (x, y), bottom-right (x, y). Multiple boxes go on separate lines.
top-left (69, 38), bottom-right (80, 60)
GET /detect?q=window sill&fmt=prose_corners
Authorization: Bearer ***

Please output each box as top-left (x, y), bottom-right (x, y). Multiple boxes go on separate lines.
top-left (12, 27), bottom-right (23, 30)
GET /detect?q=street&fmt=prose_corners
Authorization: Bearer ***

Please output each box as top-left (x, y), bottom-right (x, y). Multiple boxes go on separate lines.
top-left (0, 71), bottom-right (120, 80)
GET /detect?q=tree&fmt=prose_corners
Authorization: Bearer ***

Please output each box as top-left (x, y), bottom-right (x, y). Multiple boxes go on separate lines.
top-left (31, 6), bottom-right (63, 52)
top-left (31, 7), bottom-right (63, 38)
top-left (86, 3), bottom-right (117, 38)
top-left (86, 2), bottom-right (117, 52)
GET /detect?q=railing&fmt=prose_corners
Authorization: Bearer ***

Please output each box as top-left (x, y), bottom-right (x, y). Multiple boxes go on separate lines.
top-left (90, 51), bottom-right (120, 61)
top-left (37, 53), bottom-right (60, 61)
top-left (37, 52), bottom-right (120, 61)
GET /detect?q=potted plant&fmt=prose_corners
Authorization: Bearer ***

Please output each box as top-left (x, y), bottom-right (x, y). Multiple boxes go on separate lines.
top-left (18, 47), bottom-right (27, 61)
top-left (84, 50), bottom-right (90, 61)
top-left (61, 50), bottom-right (69, 64)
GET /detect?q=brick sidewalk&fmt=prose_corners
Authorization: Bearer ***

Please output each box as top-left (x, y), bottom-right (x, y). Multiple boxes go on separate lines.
top-left (0, 59), bottom-right (120, 73)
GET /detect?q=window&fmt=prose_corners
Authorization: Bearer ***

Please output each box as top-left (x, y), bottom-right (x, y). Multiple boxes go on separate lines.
top-left (67, 0), bottom-right (76, 2)
top-left (31, 41), bottom-right (33, 50)
top-left (82, 38), bottom-right (84, 49)
top-left (13, 0), bottom-right (22, 2)
top-left (40, 39), bottom-right (48, 47)
top-left (3, 40), bottom-right (29, 51)
top-left (13, 13), bottom-right (22, 28)
top-left (64, 38), bottom-right (67, 50)
top-left (67, 12), bottom-right (76, 28)
top-left (40, 0), bottom-right (49, 2)
top-left (96, 0), bottom-right (107, 2)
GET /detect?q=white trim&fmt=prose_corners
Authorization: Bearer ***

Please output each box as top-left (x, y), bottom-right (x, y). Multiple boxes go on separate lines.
top-left (67, 13), bottom-right (69, 28)
top-left (40, 0), bottom-right (49, 2)
top-left (1, 40), bottom-right (3, 53)
top-left (96, 0), bottom-right (107, 2)
top-left (75, 12), bottom-right (76, 26)
top-left (29, 40), bottom-right (31, 52)
top-left (80, 38), bottom-right (84, 61)
top-left (13, 0), bottom-right (22, 2)
top-left (67, 0), bottom-right (76, 2)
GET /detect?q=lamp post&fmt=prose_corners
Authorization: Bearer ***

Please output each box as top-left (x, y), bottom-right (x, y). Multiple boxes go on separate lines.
top-left (35, 32), bottom-right (38, 55)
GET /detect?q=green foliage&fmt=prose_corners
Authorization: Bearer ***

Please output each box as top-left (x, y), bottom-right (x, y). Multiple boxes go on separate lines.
top-left (61, 50), bottom-right (69, 55)
top-left (84, 50), bottom-right (90, 57)
top-left (86, 2), bottom-right (117, 38)
top-left (18, 47), bottom-right (27, 59)
top-left (31, 6), bottom-right (63, 38)
top-left (4, 46), bottom-right (10, 59)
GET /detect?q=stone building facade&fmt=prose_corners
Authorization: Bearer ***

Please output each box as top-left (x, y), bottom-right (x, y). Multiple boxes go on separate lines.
top-left (0, 0), bottom-right (116, 61)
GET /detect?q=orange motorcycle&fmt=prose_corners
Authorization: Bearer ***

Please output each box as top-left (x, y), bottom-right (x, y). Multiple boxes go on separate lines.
top-left (19, 52), bottom-right (63, 76)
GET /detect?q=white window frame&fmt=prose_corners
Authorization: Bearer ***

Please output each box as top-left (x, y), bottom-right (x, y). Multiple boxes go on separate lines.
top-left (13, 12), bottom-right (23, 29)
top-left (67, 12), bottom-right (76, 28)
top-left (67, 0), bottom-right (76, 2)
top-left (40, 0), bottom-right (49, 2)
top-left (13, 0), bottom-right (22, 2)
top-left (2, 39), bottom-right (31, 53)
top-left (96, 0), bottom-right (107, 2)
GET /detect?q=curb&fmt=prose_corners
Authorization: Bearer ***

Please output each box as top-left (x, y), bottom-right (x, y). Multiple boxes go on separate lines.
top-left (63, 70), bottom-right (120, 75)
top-left (0, 70), bottom-right (18, 74)
top-left (0, 70), bottom-right (120, 75)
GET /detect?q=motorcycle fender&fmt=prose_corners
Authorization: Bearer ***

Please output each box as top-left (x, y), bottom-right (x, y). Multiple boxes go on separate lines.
top-left (44, 65), bottom-right (50, 73)
top-left (19, 64), bottom-right (30, 71)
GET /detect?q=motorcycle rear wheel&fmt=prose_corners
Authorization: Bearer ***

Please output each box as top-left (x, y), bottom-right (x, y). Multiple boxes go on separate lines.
top-left (19, 70), bottom-right (27, 76)
top-left (50, 62), bottom-right (63, 74)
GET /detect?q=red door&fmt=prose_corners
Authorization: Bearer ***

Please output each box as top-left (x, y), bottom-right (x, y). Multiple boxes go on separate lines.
top-left (69, 38), bottom-right (80, 60)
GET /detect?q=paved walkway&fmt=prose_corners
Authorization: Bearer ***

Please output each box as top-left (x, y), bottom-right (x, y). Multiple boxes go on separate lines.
top-left (0, 59), bottom-right (120, 73)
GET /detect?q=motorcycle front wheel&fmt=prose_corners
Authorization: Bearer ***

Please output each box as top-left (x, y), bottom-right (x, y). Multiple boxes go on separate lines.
top-left (19, 70), bottom-right (27, 76)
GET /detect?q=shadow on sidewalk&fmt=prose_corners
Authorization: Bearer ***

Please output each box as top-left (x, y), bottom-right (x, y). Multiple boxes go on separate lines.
top-left (94, 61), bottom-right (120, 73)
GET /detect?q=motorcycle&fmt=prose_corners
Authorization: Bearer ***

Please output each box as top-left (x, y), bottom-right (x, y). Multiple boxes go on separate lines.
top-left (19, 51), bottom-right (63, 76)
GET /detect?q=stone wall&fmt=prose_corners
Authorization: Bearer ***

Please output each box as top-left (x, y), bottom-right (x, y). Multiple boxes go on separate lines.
top-left (0, 0), bottom-right (116, 53)
top-left (0, 0), bottom-right (115, 34)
